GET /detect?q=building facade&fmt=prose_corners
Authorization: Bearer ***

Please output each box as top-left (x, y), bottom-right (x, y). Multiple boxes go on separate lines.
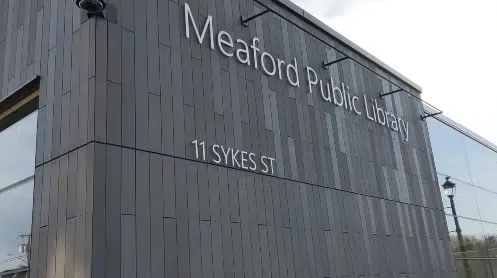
top-left (2, 0), bottom-right (493, 277)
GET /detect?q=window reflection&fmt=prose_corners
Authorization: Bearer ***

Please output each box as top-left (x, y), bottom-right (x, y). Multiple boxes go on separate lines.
top-left (427, 118), bottom-right (473, 184)
top-left (445, 216), bottom-right (488, 258)
top-left (447, 216), bottom-right (497, 278)
top-left (437, 174), bottom-right (481, 221)
top-left (0, 178), bottom-right (33, 272)
top-left (0, 111), bottom-right (37, 273)
top-left (481, 222), bottom-right (497, 259)
top-left (427, 116), bottom-right (497, 276)
top-left (454, 259), bottom-right (494, 278)
top-left (474, 189), bottom-right (497, 224)
top-left (464, 138), bottom-right (497, 193)
top-left (490, 259), bottom-right (497, 276)
top-left (0, 112), bottom-right (37, 190)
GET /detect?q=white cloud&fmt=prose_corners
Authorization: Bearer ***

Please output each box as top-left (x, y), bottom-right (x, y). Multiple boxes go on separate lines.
top-left (290, 0), bottom-right (497, 145)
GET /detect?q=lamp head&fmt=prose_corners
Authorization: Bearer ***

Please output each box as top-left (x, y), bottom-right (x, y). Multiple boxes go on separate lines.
top-left (441, 176), bottom-right (456, 198)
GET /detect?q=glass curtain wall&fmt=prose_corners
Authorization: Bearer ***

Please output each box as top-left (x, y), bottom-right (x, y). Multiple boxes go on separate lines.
top-left (428, 117), bottom-right (497, 278)
top-left (0, 111), bottom-right (37, 274)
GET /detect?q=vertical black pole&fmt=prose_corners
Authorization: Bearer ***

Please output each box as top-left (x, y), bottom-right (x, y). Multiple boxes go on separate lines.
top-left (449, 196), bottom-right (472, 278)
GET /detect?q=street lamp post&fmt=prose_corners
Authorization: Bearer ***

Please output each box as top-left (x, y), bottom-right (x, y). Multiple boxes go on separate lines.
top-left (442, 177), bottom-right (472, 278)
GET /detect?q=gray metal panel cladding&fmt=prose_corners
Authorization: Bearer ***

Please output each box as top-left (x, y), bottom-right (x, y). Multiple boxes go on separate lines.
top-left (0, 0), bottom-right (456, 277)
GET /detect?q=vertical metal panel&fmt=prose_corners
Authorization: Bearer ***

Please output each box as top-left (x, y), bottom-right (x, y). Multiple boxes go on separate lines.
top-left (176, 159), bottom-right (191, 277)
top-left (39, 162), bottom-right (51, 227)
top-left (105, 145), bottom-right (121, 278)
top-left (42, 48), bottom-right (55, 160)
top-left (121, 148), bottom-right (136, 214)
top-left (121, 215), bottom-right (137, 278)
top-left (207, 164), bottom-right (224, 278)
top-left (237, 171), bottom-right (253, 277)
top-left (164, 217), bottom-right (178, 277)
top-left (107, 81), bottom-right (122, 145)
top-left (84, 143), bottom-right (95, 278)
top-left (187, 161), bottom-right (202, 278)
top-left (91, 143), bottom-right (106, 278)
top-left (150, 153), bottom-right (165, 278)
top-left (148, 93), bottom-right (162, 152)
top-left (184, 103), bottom-right (196, 159)
top-left (192, 57), bottom-right (206, 142)
top-left (64, 150), bottom-right (77, 220)
top-left (200, 220), bottom-right (214, 278)
top-left (135, 150), bottom-right (151, 278)
top-left (120, 0), bottom-right (133, 31)
top-left (0, 41), bottom-right (4, 93)
top-left (61, 0), bottom-right (72, 94)
top-left (14, 25), bottom-right (23, 87)
top-left (75, 146), bottom-right (89, 277)
top-left (53, 155), bottom-right (67, 278)
top-left (159, 43), bottom-right (173, 154)
top-left (68, 28), bottom-right (80, 149)
top-left (94, 19), bottom-right (108, 142)
top-left (63, 217), bottom-right (76, 278)
top-left (60, 92), bottom-right (70, 153)
top-left (107, 22), bottom-right (121, 84)
top-left (37, 227), bottom-right (49, 278)
top-left (169, 2), bottom-right (185, 156)
top-left (45, 160), bottom-right (59, 278)
top-left (162, 155), bottom-right (176, 217)
top-left (158, 0), bottom-right (169, 46)
top-left (146, 0), bottom-right (160, 96)
top-left (197, 159), bottom-right (210, 221)
top-left (121, 28), bottom-right (136, 148)
top-left (78, 21), bottom-right (90, 146)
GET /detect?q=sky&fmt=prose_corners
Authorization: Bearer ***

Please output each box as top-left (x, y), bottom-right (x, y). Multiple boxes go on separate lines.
top-left (0, 112), bottom-right (36, 272)
top-left (290, 0), bottom-right (497, 145)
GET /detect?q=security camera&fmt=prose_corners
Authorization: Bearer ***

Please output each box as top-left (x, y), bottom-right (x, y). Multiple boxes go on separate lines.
top-left (76, 0), bottom-right (107, 17)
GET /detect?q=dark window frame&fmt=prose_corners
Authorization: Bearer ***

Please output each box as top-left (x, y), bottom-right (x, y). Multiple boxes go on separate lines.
top-left (0, 76), bottom-right (40, 133)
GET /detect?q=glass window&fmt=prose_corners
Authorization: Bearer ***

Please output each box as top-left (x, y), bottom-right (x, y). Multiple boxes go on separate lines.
top-left (474, 189), bottom-right (497, 224)
top-left (454, 259), bottom-right (494, 278)
top-left (0, 111), bottom-right (37, 273)
top-left (0, 178), bottom-right (33, 272)
top-left (0, 112), bottom-right (37, 190)
top-left (438, 174), bottom-right (481, 221)
top-left (481, 222), bottom-right (497, 259)
top-left (429, 118), bottom-right (497, 276)
top-left (427, 118), bottom-right (473, 184)
top-left (446, 216), bottom-right (488, 258)
top-left (463, 137), bottom-right (497, 193)
top-left (490, 259), bottom-right (497, 277)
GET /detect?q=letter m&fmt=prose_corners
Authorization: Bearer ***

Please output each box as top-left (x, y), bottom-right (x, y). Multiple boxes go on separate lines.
top-left (185, 3), bottom-right (214, 49)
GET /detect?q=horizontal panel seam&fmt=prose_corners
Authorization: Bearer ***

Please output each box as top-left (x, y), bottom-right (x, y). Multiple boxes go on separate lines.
top-left (33, 140), bottom-right (449, 213)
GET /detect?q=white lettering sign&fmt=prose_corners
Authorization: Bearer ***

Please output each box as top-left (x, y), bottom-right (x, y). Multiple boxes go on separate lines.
top-left (192, 140), bottom-right (276, 175)
top-left (184, 3), bottom-right (410, 142)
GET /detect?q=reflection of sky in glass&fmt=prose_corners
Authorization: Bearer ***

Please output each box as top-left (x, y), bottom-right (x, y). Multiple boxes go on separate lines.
top-left (0, 112), bottom-right (37, 190)
top-left (429, 117), bottom-right (497, 216)
top-left (427, 118), bottom-right (473, 184)
top-left (0, 111), bottom-right (37, 272)
top-left (0, 179), bottom-right (33, 272)
top-left (428, 117), bottom-right (497, 194)
top-left (430, 117), bottom-right (497, 261)
top-left (474, 188), bottom-right (497, 224)
top-left (463, 138), bottom-right (497, 193)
